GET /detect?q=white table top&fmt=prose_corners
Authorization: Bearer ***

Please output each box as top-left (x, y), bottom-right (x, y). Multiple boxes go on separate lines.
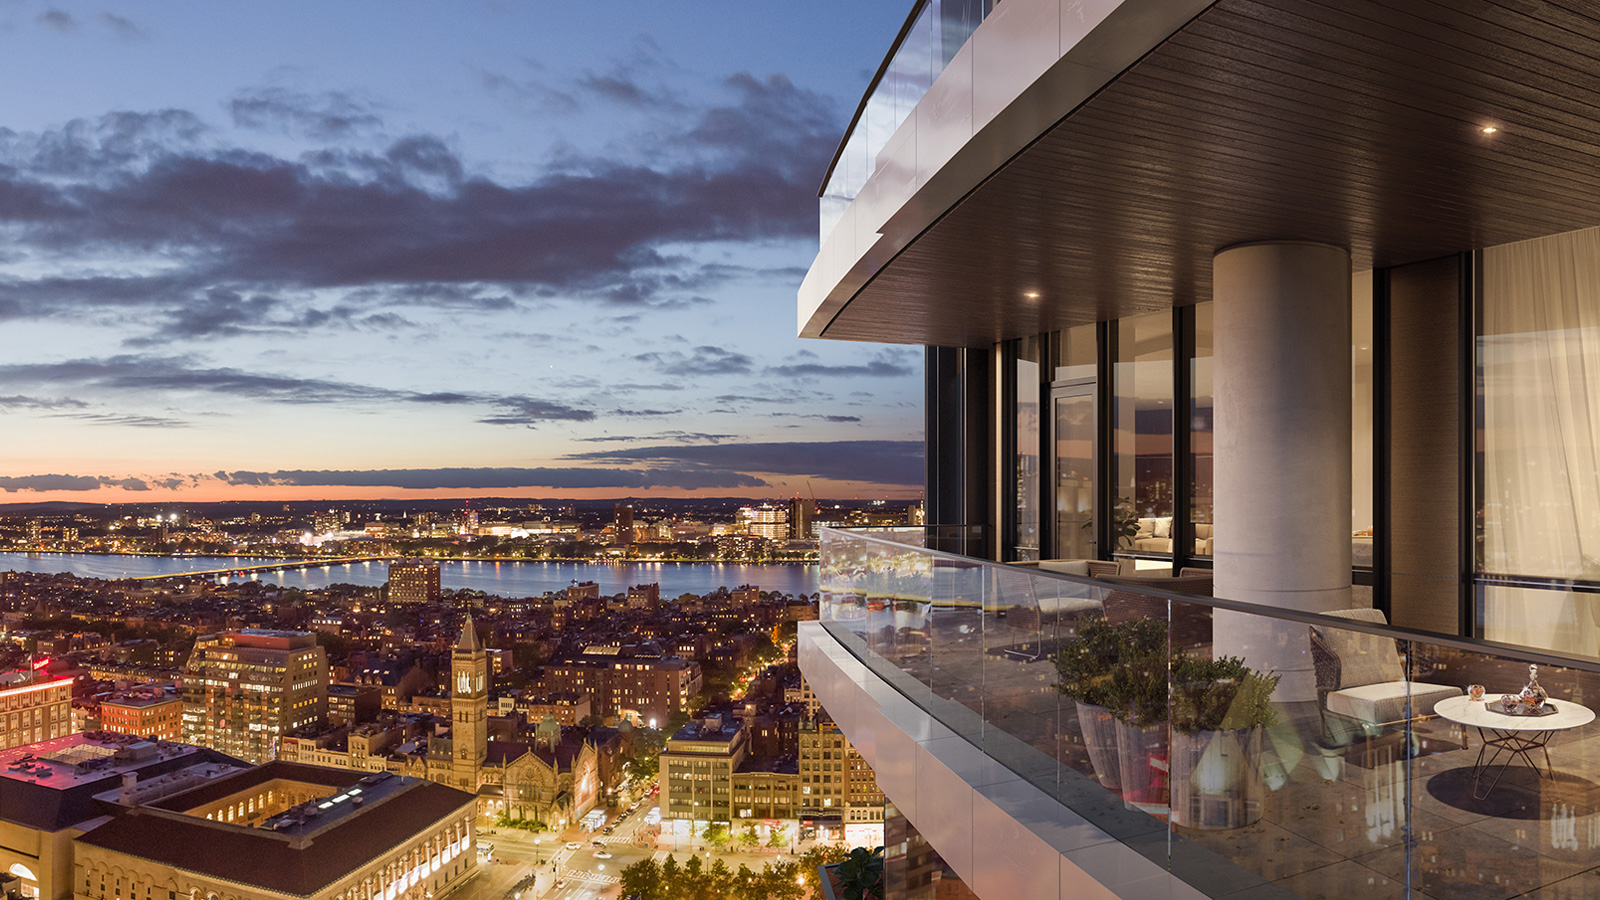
top-left (1434, 694), bottom-right (1596, 732)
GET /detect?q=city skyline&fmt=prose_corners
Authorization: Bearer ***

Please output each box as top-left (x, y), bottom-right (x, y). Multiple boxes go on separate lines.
top-left (0, 1), bottom-right (923, 504)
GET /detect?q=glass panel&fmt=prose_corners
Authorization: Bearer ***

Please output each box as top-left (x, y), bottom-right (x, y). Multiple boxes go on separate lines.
top-left (1114, 312), bottom-right (1174, 557)
top-left (1053, 322), bottom-right (1096, 382)
top-left (818, 527), bottom-right (1600, 900)
top-left (1054, 390), bottom-right (1095, 560)
top-left (1480, 228), bottom-right (1600, 582)
top-left (1353, 272), bottom-right (1375, 569)
top-left (1015, 340), bottom-right (1041, 560)
top-left (1190, 303), bottom-right (1214, 560)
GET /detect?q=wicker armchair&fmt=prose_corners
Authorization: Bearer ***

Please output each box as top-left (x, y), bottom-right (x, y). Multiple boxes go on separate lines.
top-left (1309, 608), bottom-right (1461, 742)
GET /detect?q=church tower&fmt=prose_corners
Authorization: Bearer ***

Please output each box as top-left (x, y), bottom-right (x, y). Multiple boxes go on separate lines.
top-left (451, 614), bottom-right (489, 790)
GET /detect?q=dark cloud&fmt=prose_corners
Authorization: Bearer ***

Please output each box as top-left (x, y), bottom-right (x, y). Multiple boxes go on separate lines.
top-left (213, 465), bottom-right (764, 491)
top-left (230, 88), bottom-right (381, 139)
top-left (477, 397), bottom-right (597, 426)
top-left (37, 9), bottom-right (73, 32)
top-left (0, 473), bottom-right (122, 493)
top-left (0, 74), bottom-right (840, 323)
top-left (577, 431), bottom-right (735, 444)
top-left (0, 394), bottom-right (88, 410)
top-left (766, 350), bottom-right (916, 379)
top-left (576, 74), bottom-right (682, 111)
top-left (635, 346), bottom-right (753, 377)
top-left (0, 355), bottom-right (594, 425)
top-left (100, 12), bottom-right (143, 40)
top-left (571, 440), bottom-right (923, 486)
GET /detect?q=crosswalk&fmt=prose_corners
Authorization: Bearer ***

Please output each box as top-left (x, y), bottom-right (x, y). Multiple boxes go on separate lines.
top-left (559, 871), bottom-right (620, 886)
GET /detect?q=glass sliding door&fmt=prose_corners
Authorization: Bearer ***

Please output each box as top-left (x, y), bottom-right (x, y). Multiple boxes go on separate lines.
top-left (1114, 312), bottom-right (1175, 558)
top-left (1053, 382), bottom-right (1097, 560)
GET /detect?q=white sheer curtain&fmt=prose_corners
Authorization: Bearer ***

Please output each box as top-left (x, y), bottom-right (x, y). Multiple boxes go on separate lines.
top-left (1481, 226), bottom-right (1600, 653)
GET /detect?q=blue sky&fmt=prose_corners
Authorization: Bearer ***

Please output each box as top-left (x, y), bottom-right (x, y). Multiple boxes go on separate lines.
top-left (0, 0), bottom-right (924, 503)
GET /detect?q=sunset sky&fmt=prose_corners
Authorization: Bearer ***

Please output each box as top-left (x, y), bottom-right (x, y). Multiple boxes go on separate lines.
top-left (0, 1), bottom-right (923, 505)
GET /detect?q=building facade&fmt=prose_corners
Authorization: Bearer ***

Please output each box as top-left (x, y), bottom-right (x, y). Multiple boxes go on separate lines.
top-left (181, 630), bottom-right (328, 764)
top-left (386, 560), bottom-right (441, 605)
top-left (542, 648), bottom-right (700, 727)
top-left (99, 689), bottom-right (182, 743)
top-left (660, 715), bottom-right (747, 831)
top-left (73, 765), bottom-right (477, 900)
top-left (792, 0), bottom-right (1600, 897)
top-left (0, 669), bottom-right (72, 751)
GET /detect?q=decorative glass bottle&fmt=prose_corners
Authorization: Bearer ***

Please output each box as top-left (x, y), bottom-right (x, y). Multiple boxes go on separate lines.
top-left (1520, 664), bottom-right (1549, 710)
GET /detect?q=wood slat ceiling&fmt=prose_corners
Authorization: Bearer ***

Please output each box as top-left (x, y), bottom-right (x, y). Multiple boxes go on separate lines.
top-left (821, 0), bottom-right (1600, 347)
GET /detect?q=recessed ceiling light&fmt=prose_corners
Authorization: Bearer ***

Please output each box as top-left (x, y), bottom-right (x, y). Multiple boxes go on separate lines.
top-left (1023, 291), bottom-right (1041, 300)
top-left (1480, 125), bottom-right (1499, 135)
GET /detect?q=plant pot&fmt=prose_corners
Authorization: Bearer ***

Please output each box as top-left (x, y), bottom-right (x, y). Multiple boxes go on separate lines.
top-left (1114, 721), bottom-right (1169, 816)
top-left (1074, 702), bottom-right (1122, 791)
top-left (1170, 727), bottom-right (1264, 830)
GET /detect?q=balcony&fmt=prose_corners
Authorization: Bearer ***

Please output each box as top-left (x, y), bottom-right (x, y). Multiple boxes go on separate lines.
top-left (800, 527), bottom-right (1600, 900)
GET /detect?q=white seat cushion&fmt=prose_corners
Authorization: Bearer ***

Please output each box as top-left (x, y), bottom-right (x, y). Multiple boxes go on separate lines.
top-left (1327, 680), bottom-right (1462, 725)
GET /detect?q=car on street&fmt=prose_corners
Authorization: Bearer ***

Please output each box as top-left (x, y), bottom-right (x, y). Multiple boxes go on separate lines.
top-left (564, 842), bottom-right (581, 851)
top-left (602, 824), bottom-right (615, 835)
top-left (594, 850), bottom-right (613, 859)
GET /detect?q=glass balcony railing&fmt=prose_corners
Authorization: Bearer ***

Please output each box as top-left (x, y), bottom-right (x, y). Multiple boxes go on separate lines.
top-left (819, 526), bottom-right (1600, 900)
top-left (819, 0), bottom-right (995, 245)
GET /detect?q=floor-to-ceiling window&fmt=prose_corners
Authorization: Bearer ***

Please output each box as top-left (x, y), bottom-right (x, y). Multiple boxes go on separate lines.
top-left (1052, 325), bottom-right (1097, 560)
top-left (1189, 304), bottom-right (1213, 561)
top-left (1113, 313), bottom-right (1174, 558)
top-left (1479, 226), bottom-right (1600, 654)
top-left (1013, 337), bottom-right (1042, 560)
top-left (1352, 272), bottom-right (1375, 605)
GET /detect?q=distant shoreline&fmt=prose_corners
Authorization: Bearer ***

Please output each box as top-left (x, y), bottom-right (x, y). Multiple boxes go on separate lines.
top-left (4, 550), bottom-right (817, 566)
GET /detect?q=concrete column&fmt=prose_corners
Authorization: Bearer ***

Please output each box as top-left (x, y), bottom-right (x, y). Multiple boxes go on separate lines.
top-left (1212, 241), bottom-right (1352, 701)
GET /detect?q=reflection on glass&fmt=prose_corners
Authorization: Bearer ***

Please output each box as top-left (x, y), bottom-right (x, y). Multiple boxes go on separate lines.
top-left (1015, 340), bottom-right (1041, 560)
top-left (1191, 303), bottom-right (1214, 558)
top-left (817, 0), bottom-right (996, 245)
top-left (1353, 272), bottom-right (1375, 568)
top-left (1480, 227), bottom-right (1600, 651)
top-left (1115, 312), bottom-right (1174, 555)
top-left (818, 528), bottom-right (1600, 900)
top-left (1054, 391), bottom-right (1094, 560)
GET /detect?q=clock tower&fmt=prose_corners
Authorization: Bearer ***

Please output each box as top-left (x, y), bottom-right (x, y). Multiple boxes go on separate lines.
top-left (451, 614), bottom-right (489, 790)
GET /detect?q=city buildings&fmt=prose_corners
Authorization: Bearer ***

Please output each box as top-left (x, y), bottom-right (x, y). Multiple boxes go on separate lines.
top-left (737, 505), bottom-right (788, 541)
top-left (542, 645), bottom-right (701, 727)
top-left (182, 630), bottom-right (329, 764)
top-left (0, 665), bottom-right (72, 750)
top-left (386, 559), bottom-right (441, 605)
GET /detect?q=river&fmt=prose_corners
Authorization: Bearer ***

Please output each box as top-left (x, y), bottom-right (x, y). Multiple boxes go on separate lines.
top-left (0, 552), bottom-right (819, 599)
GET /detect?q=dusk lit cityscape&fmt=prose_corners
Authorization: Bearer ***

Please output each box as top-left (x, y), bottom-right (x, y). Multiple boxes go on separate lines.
top-left (9, 2), bottom-right (1600, 900)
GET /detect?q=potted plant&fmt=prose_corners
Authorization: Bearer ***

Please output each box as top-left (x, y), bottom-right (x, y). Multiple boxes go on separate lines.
top-left (1053, 614), bottom-right (1127, 790)
top-left (1099, 619), bottom-right (1171, 814)
top-left (1168, 653), bottom-right (1279, 830)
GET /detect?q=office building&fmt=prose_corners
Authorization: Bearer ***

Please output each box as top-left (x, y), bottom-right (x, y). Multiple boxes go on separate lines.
top-left (542, 646), bottom-right (701, 727)
top-left (799, 717), bottom-right (882, 832)
top-left (796, 1), bottom-right (1600, 897)
top-left (787, 497), bottom-right (814, 540)
top-left (660, 714), bottom-right (747, 833)
top-left (386, 559), bottom-right (441, 605)
top-left (0, 667), bottom-right (72, 751)
top-left (99, 687), bottom-right (183, 743)
top-left (613, 503), bottom-right (634, 546)
top-left (737, 504), bottom-right (788, 541)
top-left (182, 630), bottom-right (328, 764)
